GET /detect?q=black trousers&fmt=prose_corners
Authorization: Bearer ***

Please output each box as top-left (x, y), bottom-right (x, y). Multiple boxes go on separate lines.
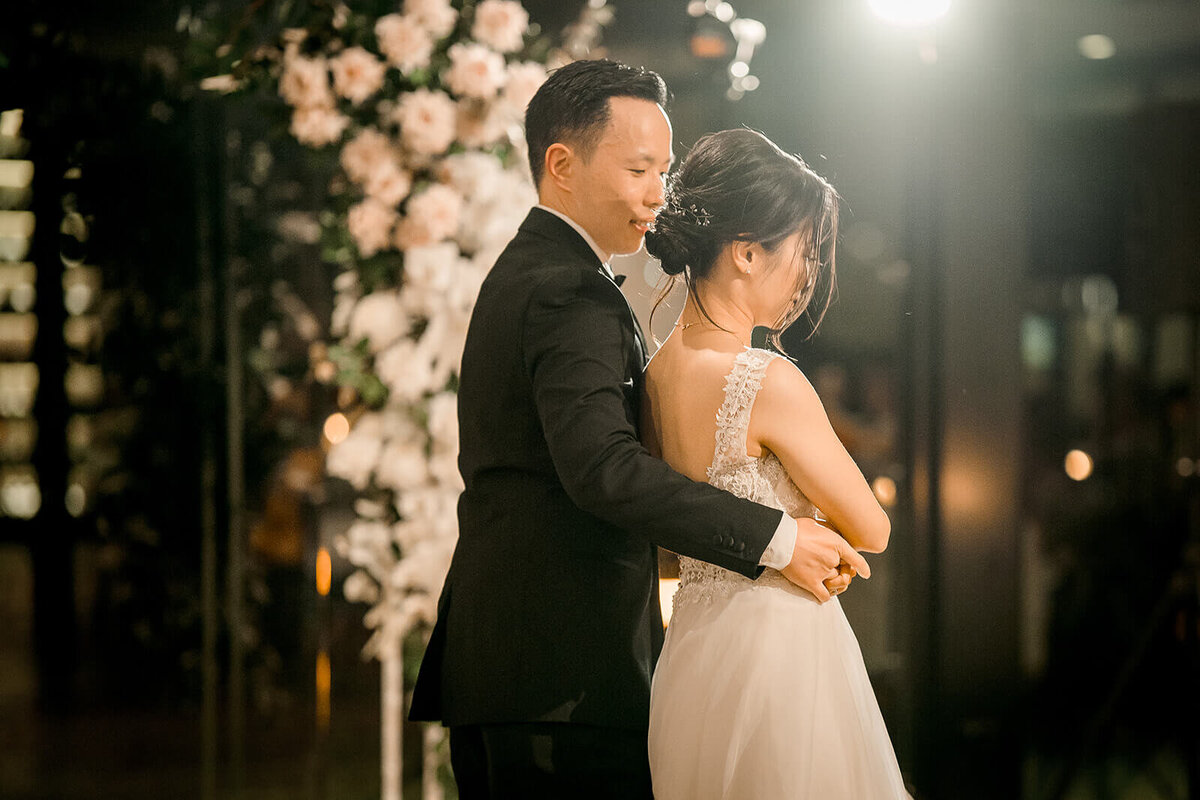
top-left (449, 722), bottom-right (654, 800)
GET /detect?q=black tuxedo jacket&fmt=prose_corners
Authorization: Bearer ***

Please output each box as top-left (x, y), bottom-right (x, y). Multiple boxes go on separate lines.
top-left (409, 207), bottom-right (783, 731)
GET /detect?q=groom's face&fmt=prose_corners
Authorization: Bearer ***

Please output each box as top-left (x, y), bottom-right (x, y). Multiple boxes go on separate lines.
top-left (570, 97), bottom-right (673, 257)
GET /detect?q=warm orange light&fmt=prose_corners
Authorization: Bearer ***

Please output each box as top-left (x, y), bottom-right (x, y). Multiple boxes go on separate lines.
top-left (871, 476), bottom-right (898, 507)
top-left (323, 412), bottom-right (349, 444)
top-left (659, 579), bottom-right (680, 627)
top-left (316, 547), bottom-right (332, 596)
top-left (316, 649), bottom-right (331, 731)
top-left (1064, 449), bottom-right (1093, 482)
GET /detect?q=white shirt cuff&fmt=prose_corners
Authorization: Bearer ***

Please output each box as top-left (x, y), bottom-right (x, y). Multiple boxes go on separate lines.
top-left (758, 513), bottom-right (796, 570)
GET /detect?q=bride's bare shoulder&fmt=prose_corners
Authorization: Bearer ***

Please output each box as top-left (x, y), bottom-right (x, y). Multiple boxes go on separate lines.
top-left (755, 353), bottom-right (825, 420)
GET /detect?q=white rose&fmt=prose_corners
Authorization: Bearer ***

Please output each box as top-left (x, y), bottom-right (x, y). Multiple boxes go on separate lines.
top-left (429, 448), bottom-right (464, 490)
top-left (405, 0), bottom-right (459, 39)
top-left (426, 391), bottom-right (459, 451)
top-left (327, 429), bottom-right (383, 491)
top-left (376, 339), bottom-right (437, 402)
top-left (331, 294), bottom-right (356, 337)
top-left (402, 242), bottom-right (460, 295)
top-left (343, 569), bottom-right (381, 604)
top-left (419, 307), bottom-right (471, 385)
top-left (393, 88), bottom-right (457, 156)
top-left (457, 172), bottom-right (532, 255)
top-left (289, 105), bottom-right (350, 147)
top-left (330, 46), bottom-right (387, 105)
top-left (375, 438), bottom-right (430, 493)
top-left (396, 487), bottom-right (457, 530)
top-left (438, 151), bottom-right (505, 199)
top-left (346, 197), bottom-right (399, 257)
top-left (279, 56), bottom-right (332, 109)
top-left (343, 519), bottom-right (392, 569)
top-left (443, 42), bottom-right (506, 100)
top-left (374, 14), bottom-right (434, 73)
top-left (334, 270), bottom-right (360, 294)
top-left (347, 290), bottom-right (410, 352)
top-left (471, 0), bottom-right (529, 53)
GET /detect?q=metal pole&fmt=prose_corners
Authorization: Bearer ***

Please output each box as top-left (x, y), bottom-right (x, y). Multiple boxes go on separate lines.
top-left (222, 114), bottom-right (248, 795)
top-left (194, 98), bottom-right (220, 800)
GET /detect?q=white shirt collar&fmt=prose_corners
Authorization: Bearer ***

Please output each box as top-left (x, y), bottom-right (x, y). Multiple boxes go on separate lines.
top-left (535, 204), bottom-right (612, 272)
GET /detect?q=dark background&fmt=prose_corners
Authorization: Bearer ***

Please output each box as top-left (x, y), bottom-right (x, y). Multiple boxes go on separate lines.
top-left (1, 0), bottom-right (1199, 798)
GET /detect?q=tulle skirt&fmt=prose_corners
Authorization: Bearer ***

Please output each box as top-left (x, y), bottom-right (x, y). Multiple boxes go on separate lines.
top-left (648, 580), bottom-right (911, 799)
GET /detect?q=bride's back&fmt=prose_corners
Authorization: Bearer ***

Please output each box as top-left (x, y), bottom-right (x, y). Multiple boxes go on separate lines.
top-left (641, 335), bottom-right (757, 483)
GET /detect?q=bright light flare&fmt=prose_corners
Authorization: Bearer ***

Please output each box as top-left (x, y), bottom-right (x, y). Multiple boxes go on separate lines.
top-left (869, 0), bottom-right (951, 26)
top-left (1064, 449), bottom-right (1094, 482)
top-left (659, 578), bottom-right (680, 627)
top-left (1078, 34), bottom-right (1116, 60)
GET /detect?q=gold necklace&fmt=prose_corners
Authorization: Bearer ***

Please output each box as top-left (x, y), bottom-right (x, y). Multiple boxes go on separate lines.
top-left (677, 321), bottom-right (750, 347)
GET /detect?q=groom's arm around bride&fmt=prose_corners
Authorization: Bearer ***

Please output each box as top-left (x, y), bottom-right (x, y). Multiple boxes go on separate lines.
top-left (410, 58), bottom-right (867, 800)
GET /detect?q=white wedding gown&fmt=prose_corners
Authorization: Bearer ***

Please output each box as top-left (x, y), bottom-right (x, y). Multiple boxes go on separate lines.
top-left (648, 348), bottom-right (911, 799)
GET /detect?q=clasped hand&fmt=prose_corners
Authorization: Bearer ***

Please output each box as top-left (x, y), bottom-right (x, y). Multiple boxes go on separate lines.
top-left (779, 517), bottom-right (870, 603)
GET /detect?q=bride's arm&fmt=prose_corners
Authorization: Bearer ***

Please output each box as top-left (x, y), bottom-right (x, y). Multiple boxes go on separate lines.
top-left (749, 358), bottom-right (891, 554)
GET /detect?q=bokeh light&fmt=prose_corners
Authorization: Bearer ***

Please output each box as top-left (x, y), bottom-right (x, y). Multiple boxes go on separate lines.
top-left (1064, 449), bottom-right (1094, 481)
top-left (323, 412), bottom-right (350, 444)
top-left (316, 547), bottom-right (332, 596)
top-left (1078, 34), bottom-right (1116, 60)
top-left (872, 475), bottom-right (898, 507)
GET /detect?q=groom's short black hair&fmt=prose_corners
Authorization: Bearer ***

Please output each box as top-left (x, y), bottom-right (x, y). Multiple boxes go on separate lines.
top-left (525, 59), bottom-right (669, 188)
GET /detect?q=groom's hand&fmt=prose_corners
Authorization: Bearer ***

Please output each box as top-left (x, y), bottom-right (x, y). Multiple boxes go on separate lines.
top-left (780, 517), bottom-right (870, 603)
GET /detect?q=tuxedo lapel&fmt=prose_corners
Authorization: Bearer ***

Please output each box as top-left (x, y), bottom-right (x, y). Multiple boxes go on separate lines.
top-left (520, 207), bottom-right (649, 364)
top-left (599, 265), bottom-right (649, 366)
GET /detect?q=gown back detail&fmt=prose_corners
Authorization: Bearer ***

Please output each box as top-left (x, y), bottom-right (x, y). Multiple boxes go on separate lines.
top-left (674, 347), bottom-right (817, 609)
top-left (649, 347), bottom-right (912, 800)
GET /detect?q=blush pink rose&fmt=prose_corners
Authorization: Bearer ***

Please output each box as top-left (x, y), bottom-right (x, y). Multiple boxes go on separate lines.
top-left (340, 127), bottom-right (395, 185)
top-left (364, 163), bottom-right (413, 207)
top-left (290, 106), bottom-right (351, 147)
top-left (330, 46), bottom-right (386, 105)
top-left (499, 61), bottom-right (547, 116)
top-left (395, 184), bottom-right (463, 248)
top-left (374, 14), bottom-right (434, 73)
top-left (455, 98), bottom-right (509, 148)
top-left (443, 42), bottom-right (507, 100)
top-left (393, 89), bottom-right (457, 156)
top-left (348, 197), bottom-right (399, 257)
top-left (279, 56), bottom-right (333, 109)
top-left (471, 0), bottom-right (529, 54)
top-left (405, 0), bottom-right (459, 39)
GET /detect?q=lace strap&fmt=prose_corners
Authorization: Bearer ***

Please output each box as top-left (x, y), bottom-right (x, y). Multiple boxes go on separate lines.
top-left (707, 348), bottom-right (782, 477)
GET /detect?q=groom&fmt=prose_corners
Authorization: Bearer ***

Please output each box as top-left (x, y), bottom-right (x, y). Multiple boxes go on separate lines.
top-left (410, 59), bottom-right (869, 798)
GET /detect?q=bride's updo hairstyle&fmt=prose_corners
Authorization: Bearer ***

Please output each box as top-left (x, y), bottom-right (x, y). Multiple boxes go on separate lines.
top-left (645, 128), bottom-right (840, 349)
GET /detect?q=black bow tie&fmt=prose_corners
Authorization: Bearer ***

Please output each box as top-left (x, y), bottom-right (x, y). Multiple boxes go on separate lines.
top-left (613, 273), bottom-right (626, 287)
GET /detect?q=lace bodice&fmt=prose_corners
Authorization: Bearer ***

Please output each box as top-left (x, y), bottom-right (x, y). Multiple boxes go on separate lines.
top-left (673, 348), bottom-right (819, 610)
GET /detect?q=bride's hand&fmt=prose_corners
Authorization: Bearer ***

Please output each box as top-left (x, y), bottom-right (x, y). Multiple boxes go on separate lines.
top-left (780, 517), bottom-right (870, 603)
top-left (823, 563), bottom-right (855, 598)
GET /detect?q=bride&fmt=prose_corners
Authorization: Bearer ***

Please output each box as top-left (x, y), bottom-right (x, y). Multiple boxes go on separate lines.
top-left (642, 129), bottom-right (911, 799)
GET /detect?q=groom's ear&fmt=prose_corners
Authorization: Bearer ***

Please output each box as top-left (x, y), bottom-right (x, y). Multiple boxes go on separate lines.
top-left (544, 143), bottom-right (575, 190)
